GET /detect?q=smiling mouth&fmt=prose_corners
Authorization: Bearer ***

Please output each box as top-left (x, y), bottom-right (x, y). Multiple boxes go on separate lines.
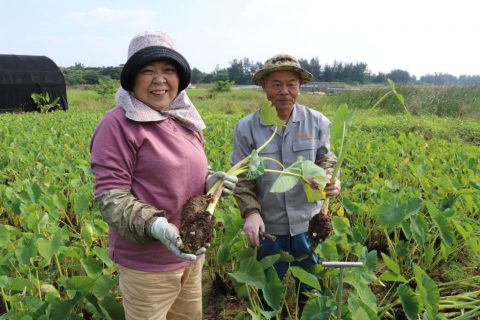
top-left (151, 89), bottom-right (168, 96)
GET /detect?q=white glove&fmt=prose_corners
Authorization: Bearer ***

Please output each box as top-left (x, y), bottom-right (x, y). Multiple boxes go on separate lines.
top-left (206, 171), bottom-right (238, 196)
top-left (243, 211), bottom-right (265, 247)
top-left (150, 217), bottom-right (197, 261)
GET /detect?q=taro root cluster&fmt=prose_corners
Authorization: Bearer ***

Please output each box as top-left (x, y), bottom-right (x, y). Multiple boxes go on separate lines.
top-left (307, 208), bottom-right (333, 250)
top-left (179, 195), bottom-right (214, 254)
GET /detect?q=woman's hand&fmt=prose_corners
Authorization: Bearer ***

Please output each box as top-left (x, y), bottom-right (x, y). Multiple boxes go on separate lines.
top-left (206, 171), bottom-right (238, 196)
top-left (149, 217), bottom-right (197, 261)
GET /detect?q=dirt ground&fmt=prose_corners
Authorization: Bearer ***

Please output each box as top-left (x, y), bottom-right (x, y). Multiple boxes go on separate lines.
top-left (202, 273), bottom-right (248, 319)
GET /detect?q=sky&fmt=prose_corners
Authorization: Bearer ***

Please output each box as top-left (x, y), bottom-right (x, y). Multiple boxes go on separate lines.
top-left (1, 0), bottom-right (479, 78)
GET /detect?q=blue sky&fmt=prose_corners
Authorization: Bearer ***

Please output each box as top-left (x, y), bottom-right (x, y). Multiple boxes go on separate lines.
top-left (1, 0), bottom-right (479, 77)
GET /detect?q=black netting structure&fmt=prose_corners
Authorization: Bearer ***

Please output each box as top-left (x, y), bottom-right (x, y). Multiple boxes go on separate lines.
top-left (0, 54), bottom-right (68, 112)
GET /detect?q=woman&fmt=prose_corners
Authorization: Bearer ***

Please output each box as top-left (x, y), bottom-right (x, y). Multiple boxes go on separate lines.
top-left (90, 31), bottom-right (236, 320)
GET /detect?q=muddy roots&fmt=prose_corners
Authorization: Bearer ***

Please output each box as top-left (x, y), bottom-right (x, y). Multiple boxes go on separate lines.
top-left (307, 209), bottom-right (333, 250)
top-left (180, 195), bottom-right (214, 254)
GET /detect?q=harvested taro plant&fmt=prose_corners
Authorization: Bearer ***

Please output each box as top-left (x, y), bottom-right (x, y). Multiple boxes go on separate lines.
top-left (308, 79), bottom-right (406, 248)
top-left (180, 101), bottom-right (332, 253)
top-left (307, 104), bottom-right (354, 249)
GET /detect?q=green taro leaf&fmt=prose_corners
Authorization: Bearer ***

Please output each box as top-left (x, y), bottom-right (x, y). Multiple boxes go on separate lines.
top-left (290, 266), bottom-right (321, 290)
top-left (346, 282), bottom-right (378, 317)
top-left (379, 271), bottom-right (407, 283)
top-left (259, 254), bottom-right (280, 270)
top-left (93, 274), bottom-right (117, 299)
top-left (15, 236), bottom-right (38, 265)
top-left (262, 268), bottom-right (284, 310)
top-left (74, 186), bottom-right (91, 215)
top-left (63, 276), bottom-right (96, 292)
top-left (330, 104), bottom-right (354, 148)
top-left (387, 78), bottom-right (395, 90)
top-left (301, 160), bottom-right (328, 202)
top-left (348, 295), bottom-right (380, 320)
top-left (410, 214), bottom-right (428, 246)
top-left (6, 276), bottom-right (34, 291)
top-left (216, 246), bottom-right (230, 266)
top-left (376, 197), bottom-right (422, 228)
top-left (398, 284), bottom-right (420, 320)
top-left (81, 255), bottom-right (103, 277)
top-left (228, 257), bottom-right (265, 289)
top-left (301, 160), bottom-right (328, 185)
top-left (381, 252), bottom-right (400, 274)
top-left (379, 253), bottom-right (407, 282)
top-left (302, 296), bottom-right (335, 320)
top-left (360, 247), bottom-right (377, 272)
top-left (414, 266), bottom-right (439, 319)
top-left (48, 291), bottom-right (83, 320)
top-left (246, 150), bottom-right (265, 180)
top-left (100, 295), bottom-right (126, 320)
top-left (352, 307), bottom-right (371, 320)
top-left (332, 216), bottom-right (350, 235)
top-left (277, 251), bottom-right (295, 263)
top-left (271, 174), bottom-right (299, 193)
top-left (426, 201), bottom-right (456, 248)
top-left (257, 100), bottom-right (285, 127)
top-left (0, 224), bottom-right (10, 247)
top-left (37, 229), bottom-right (64, 261)
top-left (270, 157), bottom-right (303, 193)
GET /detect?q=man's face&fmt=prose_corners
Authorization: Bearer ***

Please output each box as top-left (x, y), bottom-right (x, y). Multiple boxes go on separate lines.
top-left (262, 70), bottom-right (301, 119)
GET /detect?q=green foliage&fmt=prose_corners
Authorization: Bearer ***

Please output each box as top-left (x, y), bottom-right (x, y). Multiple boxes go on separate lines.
top-left (209, 80), bottom-right (235, 93)
top-left (328, 84), bottom-right (480, 119)
top-left (93, 78), bottom-right (118, 101)
top-left (245, 150), bottom-right (265, 180)
top-left (30, 92), bottom-right (60, 113)
top-left (1, 87), bottom-right (480, 319)
top-left (256, 100), bottom-right (285, 127)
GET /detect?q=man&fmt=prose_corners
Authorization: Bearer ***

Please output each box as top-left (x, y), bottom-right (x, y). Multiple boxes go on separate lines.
top-left (230, 53), bottom-right (341, 309)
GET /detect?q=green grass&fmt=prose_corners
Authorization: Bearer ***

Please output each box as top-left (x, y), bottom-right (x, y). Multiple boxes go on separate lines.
top-left (327, 84), bottom-right (480, 119)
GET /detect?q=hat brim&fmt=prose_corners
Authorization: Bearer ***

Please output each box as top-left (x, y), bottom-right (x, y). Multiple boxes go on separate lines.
top-left (120, 46), bottom-right (191, 92)
top-left (252, 66), bottom-right (313, 85)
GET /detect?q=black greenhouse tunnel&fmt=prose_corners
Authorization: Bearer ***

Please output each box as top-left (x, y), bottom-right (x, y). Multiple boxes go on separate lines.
top-left (0, 54), bottom-right (68, 113)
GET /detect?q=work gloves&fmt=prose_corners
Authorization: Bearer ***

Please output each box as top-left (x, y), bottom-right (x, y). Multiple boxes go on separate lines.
top-left (150, 217), bottom-right (205, 261)
top-left (205, 171), bottom-right (238, 197)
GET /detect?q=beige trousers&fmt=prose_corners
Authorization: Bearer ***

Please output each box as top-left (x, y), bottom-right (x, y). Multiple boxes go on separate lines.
top-left (116, 256), bottom-right (204, 320)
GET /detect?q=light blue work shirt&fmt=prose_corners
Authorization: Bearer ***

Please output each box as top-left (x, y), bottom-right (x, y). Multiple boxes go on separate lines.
top-left (230, 103), bottom-right (332, 236)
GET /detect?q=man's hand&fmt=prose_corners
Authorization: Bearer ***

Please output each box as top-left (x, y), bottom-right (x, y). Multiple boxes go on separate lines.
top-left (243, 211), bottom-right (265, 247)
top-left (206, 171), bottom-right (238, 196)
top-left (325, 179), bottom-right (341, 197)
top-left (150, 217), bottom-right (197, 261)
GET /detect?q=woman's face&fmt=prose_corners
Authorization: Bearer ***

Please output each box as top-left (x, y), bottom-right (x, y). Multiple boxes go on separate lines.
top-left (133, 61), bottom-right (179, 111)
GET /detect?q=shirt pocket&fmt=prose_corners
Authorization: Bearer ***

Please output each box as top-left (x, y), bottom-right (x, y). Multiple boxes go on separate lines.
top-left (292, 139), bottom-right (321, 161)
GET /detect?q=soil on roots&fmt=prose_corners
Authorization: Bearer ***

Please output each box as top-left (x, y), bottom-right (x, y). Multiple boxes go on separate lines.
top-left (307, 209), bottom-right (333, 250)
top-left (180, 195), bottom-right (214, 254)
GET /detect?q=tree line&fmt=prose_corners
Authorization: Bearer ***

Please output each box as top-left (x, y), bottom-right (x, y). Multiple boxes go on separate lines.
top-left (61, 59), bottom-right (480, 86)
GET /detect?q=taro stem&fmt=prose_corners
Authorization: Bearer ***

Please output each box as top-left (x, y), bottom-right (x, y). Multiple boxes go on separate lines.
top-left (205, 125), bottom-right (281, 216)
top-left (320, 121), bottom-right (346, 213)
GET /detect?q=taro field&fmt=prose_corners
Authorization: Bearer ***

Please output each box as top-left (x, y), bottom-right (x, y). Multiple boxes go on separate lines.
top-left (0, 88), bottom-right (479, 320)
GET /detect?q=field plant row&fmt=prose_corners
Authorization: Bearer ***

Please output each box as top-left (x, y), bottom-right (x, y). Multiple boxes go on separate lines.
top-left (0, 86), bottom-right (479, 319)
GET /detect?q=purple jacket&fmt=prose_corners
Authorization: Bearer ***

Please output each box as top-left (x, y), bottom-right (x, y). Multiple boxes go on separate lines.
top-left (90, 107), bottom-right (208, 272)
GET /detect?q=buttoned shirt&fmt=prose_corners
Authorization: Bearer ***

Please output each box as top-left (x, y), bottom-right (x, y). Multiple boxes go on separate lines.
top-left (230, 104), bottom-right (332, 236)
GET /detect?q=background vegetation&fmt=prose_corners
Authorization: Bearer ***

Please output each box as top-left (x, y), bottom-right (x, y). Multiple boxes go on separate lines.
top-left (61, 59), bottom-right (480, 86)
